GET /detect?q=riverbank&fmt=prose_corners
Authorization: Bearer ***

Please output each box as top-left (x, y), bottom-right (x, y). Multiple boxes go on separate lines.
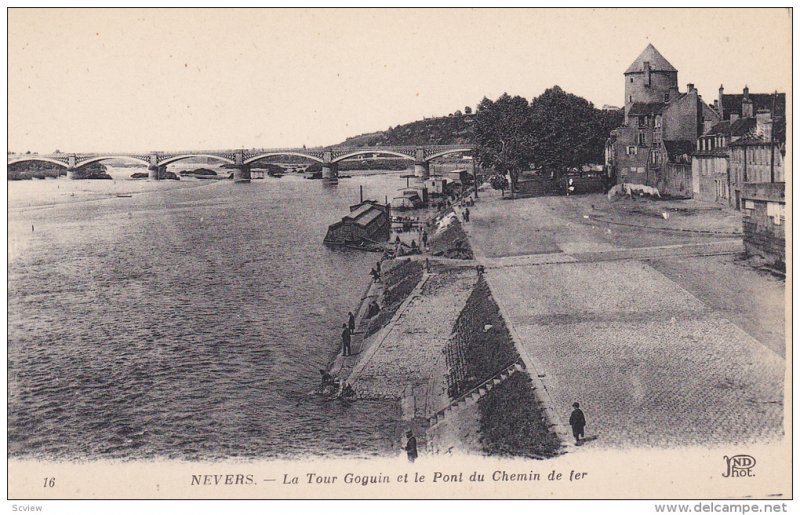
top-left (8, 172), bottom-right (217, 211)
top-left (332, 200), bottom-right (563, 459)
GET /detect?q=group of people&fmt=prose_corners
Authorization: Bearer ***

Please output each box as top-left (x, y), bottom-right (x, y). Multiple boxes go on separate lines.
top-left (318, 369), bottom-right (356, 399)
top-left (369, 260), bottom-right (382, 283)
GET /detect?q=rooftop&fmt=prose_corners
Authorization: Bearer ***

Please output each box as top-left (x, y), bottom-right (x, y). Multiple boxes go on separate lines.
top-left (628, 102), bottom-right (666, 116)
top-left (624, 43), bottom-right (678, 74)
top-left (704, 118), bottom-right (757, 138)
top-left (720, 91), bottom-right (785, 121)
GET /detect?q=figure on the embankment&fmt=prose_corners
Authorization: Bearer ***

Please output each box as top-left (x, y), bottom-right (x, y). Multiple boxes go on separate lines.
top-left (341, 323), bottom-right (352, 357)
top-left (404, 430), bottom-right (418, 463)
top-left (570, 402), bottom-right (587, 445)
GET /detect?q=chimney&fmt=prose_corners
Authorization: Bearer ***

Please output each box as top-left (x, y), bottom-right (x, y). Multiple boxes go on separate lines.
top-left (742, 85), bottom-right (754, 118)
top-left (756, 108), bottom-right (772, 140)
top-left (687, 83), bottom-right (695, 92)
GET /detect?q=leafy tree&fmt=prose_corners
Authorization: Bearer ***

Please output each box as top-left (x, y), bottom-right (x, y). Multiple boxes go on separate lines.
top-left (474, 94), bottom-right (534, 196)
top-left (464, 106), bottom-right (472, 115)
top-left (528, 86), bottom-right (622, 179)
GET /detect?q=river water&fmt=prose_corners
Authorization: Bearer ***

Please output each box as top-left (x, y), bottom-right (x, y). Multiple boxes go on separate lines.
top-left (8, 167), bottom-right (416, 460)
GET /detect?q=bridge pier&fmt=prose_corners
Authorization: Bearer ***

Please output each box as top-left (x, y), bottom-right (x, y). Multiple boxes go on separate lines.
top-left (66, 168), bottom-right (78, 180)
top-left (322, 162), bottom-right (338, 181)
top-left (148, 164), bottom-right (165, 180)
top-left (414, 161), bottom-right (430, 179)
top-left (233, 164), bottom-right (251, 183)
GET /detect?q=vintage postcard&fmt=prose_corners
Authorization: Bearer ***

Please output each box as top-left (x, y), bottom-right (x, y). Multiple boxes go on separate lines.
top-left (5, 7), bottom-right (792, 504)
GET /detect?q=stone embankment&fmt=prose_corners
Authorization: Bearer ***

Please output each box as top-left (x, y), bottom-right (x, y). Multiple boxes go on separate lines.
top-left (331, 202), bottom-right (563, 459)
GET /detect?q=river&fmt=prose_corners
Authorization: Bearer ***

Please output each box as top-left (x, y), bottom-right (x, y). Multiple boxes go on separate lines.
top-left (8, 166), bottom-right (418, 460)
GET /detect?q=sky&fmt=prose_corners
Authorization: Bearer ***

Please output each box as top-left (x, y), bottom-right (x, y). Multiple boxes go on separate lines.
top-left (7, 8), bottom-right (792, 154)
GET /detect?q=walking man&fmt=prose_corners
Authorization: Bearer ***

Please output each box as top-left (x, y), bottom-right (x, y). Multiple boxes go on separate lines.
top-left (341, 323), bottom-right (352, 357)
top-left (405, 430), bottom-right (418, 463)
top-left (569, 402), bottom-right (586, 444)
top-left (464, 207), bottom-right (470, 222)
top-left (347, 312), bottom-right (356, 333)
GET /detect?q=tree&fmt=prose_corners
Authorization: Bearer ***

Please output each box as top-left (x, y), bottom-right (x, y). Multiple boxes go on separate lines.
top-left (474, 94), bottom-right (535, 196)
top-left (528, 86), bottom-right (622, 179)
top-left (464, 106), bottom-right (472, 115)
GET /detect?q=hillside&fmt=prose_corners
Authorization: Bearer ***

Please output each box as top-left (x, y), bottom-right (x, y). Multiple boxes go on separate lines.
top-left (340, 113), bottom-right (475, 147)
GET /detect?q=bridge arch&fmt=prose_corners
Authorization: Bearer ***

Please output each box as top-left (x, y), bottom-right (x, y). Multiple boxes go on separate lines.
top-left (75, 155), bottom-right (151, 168)
top-left (158, 154), bottom-right (236, 167)
top-left (244, 152), bottom-right (324, 165)
top-left (331, 150), bottom-right (415, 164)
top-left (423, 148), bottom-right (475, 163)
top-left (7, 157), bottom-right (70, 168)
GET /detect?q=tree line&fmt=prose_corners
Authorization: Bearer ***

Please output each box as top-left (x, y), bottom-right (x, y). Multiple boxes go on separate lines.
top-left (474, 86), bottom-right (623, 191)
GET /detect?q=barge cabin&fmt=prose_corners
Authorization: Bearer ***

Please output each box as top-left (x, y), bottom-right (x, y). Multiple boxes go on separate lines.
top-left (324, 200), bottom-right (391, 246)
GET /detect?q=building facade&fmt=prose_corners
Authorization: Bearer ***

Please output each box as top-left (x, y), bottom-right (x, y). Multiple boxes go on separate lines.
top-left (694, 87), bottom-right (785, 208)
top-left (607, 44), bottom-right (719, 194)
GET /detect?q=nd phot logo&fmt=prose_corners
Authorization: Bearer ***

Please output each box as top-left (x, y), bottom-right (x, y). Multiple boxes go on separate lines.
top-left (722, 455), bottom-right (756, 478)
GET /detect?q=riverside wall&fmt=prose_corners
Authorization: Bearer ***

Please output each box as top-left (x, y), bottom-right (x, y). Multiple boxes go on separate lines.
top-left (329, 202), bottom-right (563, 459)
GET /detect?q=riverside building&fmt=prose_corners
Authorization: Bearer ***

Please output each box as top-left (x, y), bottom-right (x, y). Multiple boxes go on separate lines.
top-left (606, 44), bottom-right (720, 195)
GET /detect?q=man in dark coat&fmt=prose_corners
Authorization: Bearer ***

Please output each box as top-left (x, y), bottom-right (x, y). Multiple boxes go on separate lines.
top-left (347, 312), bottom-right (356, 332)
top-left (341, 323), bottom-right (351, 357)
top-left (405, 430), bottom-right (418, 463)
top-left (569, 402), bottom-right (586, 444)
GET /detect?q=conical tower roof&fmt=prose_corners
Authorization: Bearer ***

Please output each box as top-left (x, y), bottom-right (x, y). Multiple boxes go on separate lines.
top-left (624, 43), bottom-right (677, 74)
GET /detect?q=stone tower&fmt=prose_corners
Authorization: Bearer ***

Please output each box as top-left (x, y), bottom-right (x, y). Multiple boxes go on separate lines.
top-left (623, 43), bottom-right (679, 121)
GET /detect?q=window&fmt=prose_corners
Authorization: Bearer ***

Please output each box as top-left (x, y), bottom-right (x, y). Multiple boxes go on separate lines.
top-left (664, 93), bottom-right (670, 102)
top-left (638, 131), bottom-right (646, 146)
top-left (626, 146), bottom-right (638, 155)
top-left (629, 96), bottom-right (633, 103)
top-left (630, 77), bottom-right (634, 83)
top-left (655, 115), bottom-right (662, 128)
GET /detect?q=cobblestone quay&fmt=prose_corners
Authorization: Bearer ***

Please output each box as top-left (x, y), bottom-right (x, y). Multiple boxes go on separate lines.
top-left (462, 191), bottom-right (785, 448)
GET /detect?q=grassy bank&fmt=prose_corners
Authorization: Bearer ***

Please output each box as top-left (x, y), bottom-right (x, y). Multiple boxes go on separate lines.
top-left (478, 373), bottom-right (561, 458)
top-left (428, 214), bottom-right (473, 260)
top-left (447, 276), bottom-right (561, 458)
top-left (446, 277), bottom-right (518, 397)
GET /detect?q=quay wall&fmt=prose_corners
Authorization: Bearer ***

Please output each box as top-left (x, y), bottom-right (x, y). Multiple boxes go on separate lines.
top-left (741, 182), bottom-right (786, 268)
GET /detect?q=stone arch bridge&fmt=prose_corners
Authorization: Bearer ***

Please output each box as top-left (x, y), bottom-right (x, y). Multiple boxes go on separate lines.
top-left (7, 145), bottom-right (475, 183)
